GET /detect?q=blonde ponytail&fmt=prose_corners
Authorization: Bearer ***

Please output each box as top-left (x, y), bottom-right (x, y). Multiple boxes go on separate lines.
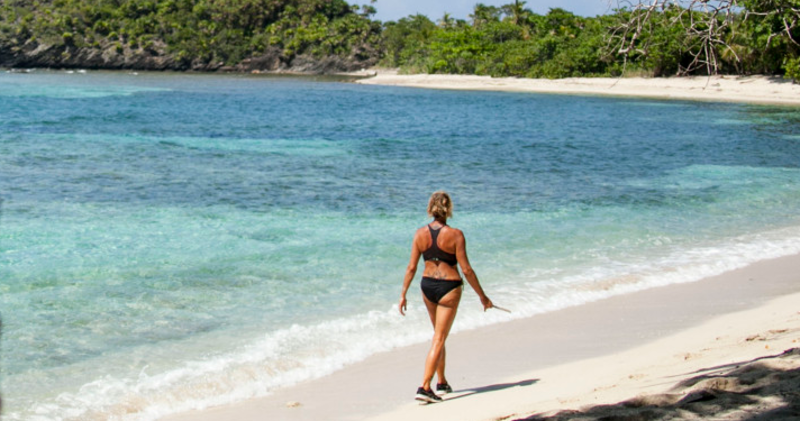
top-left (427, 191), bottom-right (453, 220)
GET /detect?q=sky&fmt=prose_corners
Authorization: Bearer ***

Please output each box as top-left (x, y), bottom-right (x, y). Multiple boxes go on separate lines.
top-left (370, 0), bottom-right (617, 23)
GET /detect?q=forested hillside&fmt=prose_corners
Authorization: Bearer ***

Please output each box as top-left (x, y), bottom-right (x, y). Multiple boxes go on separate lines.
top-left (0, 0), bottom-right (798, 80)
top-left (0, 0), bottom-right (382, 71)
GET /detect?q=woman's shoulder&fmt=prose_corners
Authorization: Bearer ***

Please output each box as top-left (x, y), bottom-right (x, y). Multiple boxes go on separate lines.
top-left (443, 225), bottom-right (464, 238)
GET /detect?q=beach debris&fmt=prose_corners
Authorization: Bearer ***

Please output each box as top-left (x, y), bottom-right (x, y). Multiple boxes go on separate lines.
top-left (746, 329), bottom-right (790, 343)
top-left (285, 401), bottom-right (302, 408)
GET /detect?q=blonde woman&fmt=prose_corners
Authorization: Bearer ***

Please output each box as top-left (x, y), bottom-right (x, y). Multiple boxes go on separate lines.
top-left (399, 191), bottom-right (493, 403)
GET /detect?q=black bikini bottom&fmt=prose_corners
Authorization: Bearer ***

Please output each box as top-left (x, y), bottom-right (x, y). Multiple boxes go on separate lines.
top-left (420, 277), bottom-right (463, 303)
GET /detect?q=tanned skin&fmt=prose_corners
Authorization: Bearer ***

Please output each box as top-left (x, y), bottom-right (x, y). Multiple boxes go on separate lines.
top-left (399, 216), bottom-right (492, 393)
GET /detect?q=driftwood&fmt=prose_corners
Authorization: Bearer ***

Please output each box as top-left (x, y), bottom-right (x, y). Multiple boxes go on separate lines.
top-left (606, 0), bottom-right (744, 76)
top-left (606, 1), bottom-right (800, 77)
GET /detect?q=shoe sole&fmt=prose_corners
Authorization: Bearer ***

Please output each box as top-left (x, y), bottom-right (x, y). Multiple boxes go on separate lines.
top-left (415, 394), bottom-right (442, 404)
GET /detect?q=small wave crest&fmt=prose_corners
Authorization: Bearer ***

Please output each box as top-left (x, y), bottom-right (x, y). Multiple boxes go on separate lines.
top-left (8, 305), bottom-right (433, 421)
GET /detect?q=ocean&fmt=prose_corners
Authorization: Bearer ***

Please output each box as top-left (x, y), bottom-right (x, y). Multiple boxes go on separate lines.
top-left (2, 70), bottom-right (800, 420)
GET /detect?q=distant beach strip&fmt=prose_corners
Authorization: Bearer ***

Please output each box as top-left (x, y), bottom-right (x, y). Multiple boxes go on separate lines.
top-left (355, 71), bottom-right (800, 106)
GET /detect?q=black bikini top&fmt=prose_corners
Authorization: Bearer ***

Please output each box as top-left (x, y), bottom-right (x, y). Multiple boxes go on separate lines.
top-left (422, 224), bottom-right (458, 267)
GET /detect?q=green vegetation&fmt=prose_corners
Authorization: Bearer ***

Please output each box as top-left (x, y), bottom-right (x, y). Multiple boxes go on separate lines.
top-left (0, 0), bottom-right (382, 70)
top-left (381, 6), bottom-right (616, 78)
top-left (0, 0), bottom-right (797, 80)
top-left (381, 1), bottom-right (800, 81)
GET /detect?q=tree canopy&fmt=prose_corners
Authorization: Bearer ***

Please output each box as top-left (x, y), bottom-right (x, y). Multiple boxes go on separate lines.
top-left (0, 0), bottom-right (798, 80)
top-left (0, 0), bottom-right (382, 70)
top-left (380, 0), bottom-right (800, 81)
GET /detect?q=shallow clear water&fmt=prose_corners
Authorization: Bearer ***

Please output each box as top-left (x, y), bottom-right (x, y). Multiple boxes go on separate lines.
top-left (2, 70), bottom-right (800, 420)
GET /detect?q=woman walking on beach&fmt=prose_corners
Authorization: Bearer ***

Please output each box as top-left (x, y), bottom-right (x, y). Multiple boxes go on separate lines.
top-left (399, 191), bottom-right (493, 403)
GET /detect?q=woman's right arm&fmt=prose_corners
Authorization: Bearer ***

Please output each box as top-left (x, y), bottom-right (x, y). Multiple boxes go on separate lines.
top-left (399, 231), bottom-right (422, 316)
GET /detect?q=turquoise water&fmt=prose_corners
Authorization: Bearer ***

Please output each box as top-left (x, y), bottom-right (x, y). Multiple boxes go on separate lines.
top-left (3, 70), bottom-right (800, 419)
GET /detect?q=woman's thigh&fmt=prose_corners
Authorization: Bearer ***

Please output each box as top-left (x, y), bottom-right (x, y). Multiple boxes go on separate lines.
top-left (423, 287), bottom-right (462, 325)
top-left (431, 289), bottom-right (462, 339)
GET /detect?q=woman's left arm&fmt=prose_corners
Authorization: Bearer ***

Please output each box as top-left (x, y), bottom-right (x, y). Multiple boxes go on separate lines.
top-left (454, 231), bottom-right (493, 311)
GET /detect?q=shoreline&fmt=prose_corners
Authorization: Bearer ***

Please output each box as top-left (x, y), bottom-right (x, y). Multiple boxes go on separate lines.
top-left (6, 67), bottom-right (799, 106)
top-left (163, 252), bottom-right (800, 421)
top-left (355, 72), bottom-right (800, 106)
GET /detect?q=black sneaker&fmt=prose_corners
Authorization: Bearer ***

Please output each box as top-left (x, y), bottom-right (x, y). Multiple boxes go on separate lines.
top-left (436, 383), bottom-right (453, 394)
top-left (415, 387), bottom-right (443, 403)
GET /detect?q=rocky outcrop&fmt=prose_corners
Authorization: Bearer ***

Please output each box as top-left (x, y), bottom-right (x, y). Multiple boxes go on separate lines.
top-left (0, 39), bottom-right (378, 74)
top-left (1, 38), bottom-right (174, 70)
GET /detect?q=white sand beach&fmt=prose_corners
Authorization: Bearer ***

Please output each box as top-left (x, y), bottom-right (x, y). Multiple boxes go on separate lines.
top-left (354, 71), bottom-right (800, 106)
top-left (164, 253), bottom-right (800, 421)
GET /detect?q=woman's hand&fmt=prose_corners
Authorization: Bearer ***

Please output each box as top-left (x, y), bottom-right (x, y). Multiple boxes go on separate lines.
top-left (481, 295), bottom-right (493, 312)
top-left (399, 296), bottom-right (407, 316)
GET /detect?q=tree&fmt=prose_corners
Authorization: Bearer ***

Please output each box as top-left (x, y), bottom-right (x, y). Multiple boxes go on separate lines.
top-left (502, 0), bottom-right (529, 26)
top-left (380, 14), bottom-right (436, 68)
top-left (438, 12), bottom-right (455, 29)
top-left (743, 0), bottom-right (800, 78)
top-left (744, 0), bottom-right (800, 48)
top-left (607, 1), bottom-right (743, 75)
top-left (470, 3), bottom-right (501, 27)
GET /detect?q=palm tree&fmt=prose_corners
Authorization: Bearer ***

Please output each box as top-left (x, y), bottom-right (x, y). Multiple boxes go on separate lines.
top-left (470, 3), bottom-right (500, 27)
top-left (438, 12), bottom-right (455, 29)
top-left (505, 0), bottom-right (528, 26)
top-left (501, 0), bottom-right (532, 38)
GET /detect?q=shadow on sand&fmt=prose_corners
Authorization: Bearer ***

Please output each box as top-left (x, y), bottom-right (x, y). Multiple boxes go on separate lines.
top-left (446, 379), bottom-right (540, 402)
top-left (518, 348), bottom-right (800, 421)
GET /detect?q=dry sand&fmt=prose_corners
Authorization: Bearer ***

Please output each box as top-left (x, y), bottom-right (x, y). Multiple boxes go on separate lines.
top-left (354, 71), bottom-right (800, 106)
top-left (164, 253), bottom-right (800, 421)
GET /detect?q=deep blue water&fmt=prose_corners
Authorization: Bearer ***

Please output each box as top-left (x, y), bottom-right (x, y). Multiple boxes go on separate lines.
top-left (2, 70), bottom-right (800, 420)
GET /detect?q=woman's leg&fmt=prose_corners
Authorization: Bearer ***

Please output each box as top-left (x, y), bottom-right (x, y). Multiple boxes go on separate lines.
top-left (437, 346), bottom-right (447, 385)
top-left (424, 298), bottom-right (450, 385)
top-left (421, 287), bottom-right (462, 390)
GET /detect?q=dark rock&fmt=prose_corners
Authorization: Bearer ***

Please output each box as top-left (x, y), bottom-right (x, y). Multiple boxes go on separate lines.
top-left (0, 38), bottom-right (377, 74)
